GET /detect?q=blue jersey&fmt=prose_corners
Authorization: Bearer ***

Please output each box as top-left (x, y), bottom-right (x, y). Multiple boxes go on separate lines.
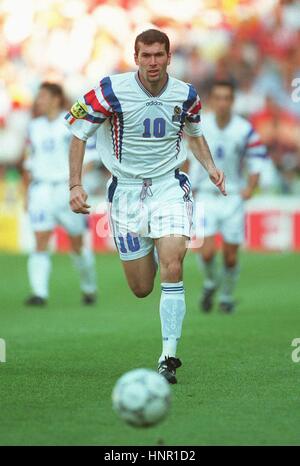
top-left (64, 72), bottom-right (202, 179)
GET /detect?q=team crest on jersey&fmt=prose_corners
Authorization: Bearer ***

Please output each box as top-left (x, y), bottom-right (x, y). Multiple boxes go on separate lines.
top-left (172, 106), bottom-right (182, 122)
top-left (70, 101), bottom-right (88, 119)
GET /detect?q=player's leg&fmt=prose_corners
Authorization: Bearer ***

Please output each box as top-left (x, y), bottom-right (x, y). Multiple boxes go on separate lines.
top-left (55, 181), bottom-right (97, 304)
top-left (26, 230), bottom-right (52, 305)
top-left (121, 248), bottom-right (156, 298)
top-left (69, 234), bottom-right (97, 305)
top-left (195, 194), bottom-right (220, 312)
top-left (150, 170), bottom-right (193, 383)
top-left (219, 194), bottom-right (245, 313)
top-left (26, 182), bottom-right (53, 306)
top-left (198, 235), bottom-right (218, 312)
top-left (219, 242), bottom-right (240, 313)
top-left (56, 186), bottom-right (97, 304)
top-left (155, 236), bottom-right (187, 378)
top-left (108, 176), bottom-right (157, 297)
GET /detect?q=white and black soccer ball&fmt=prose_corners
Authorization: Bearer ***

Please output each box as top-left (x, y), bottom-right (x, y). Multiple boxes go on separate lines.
top-left (112, 368), bottom-right (171, 428)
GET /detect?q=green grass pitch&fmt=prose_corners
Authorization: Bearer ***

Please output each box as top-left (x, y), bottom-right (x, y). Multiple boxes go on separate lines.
top-left (0, 250), bottom-right (299, 446)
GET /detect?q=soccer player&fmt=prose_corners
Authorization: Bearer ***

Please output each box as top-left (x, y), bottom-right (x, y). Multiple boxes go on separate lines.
top-left (24, 82), bottom-right (97, 306)
top-left (188, 81), bottom-right (267, 313)
top-left (65, 29), bottom-right (226, 383)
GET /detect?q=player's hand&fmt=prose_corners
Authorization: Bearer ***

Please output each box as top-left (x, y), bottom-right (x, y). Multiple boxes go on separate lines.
top-left (240, 187), bottom-right (253, 200)
top-left (209, 168), bottom-right (227, 196)
top-left (69, 185), bottom-right (90, 214)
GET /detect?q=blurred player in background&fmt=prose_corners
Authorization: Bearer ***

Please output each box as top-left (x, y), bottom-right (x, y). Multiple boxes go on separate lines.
top-left (65, 29), bottom-right (226, 383)
top-left (188, 81), bottom-right (267, 313)
top-left (23, 82), bottom-right (97, 306)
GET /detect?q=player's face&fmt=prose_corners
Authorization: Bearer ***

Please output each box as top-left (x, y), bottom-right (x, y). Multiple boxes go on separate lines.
top-left (210, 87), bottom-right (234, 117)
top-left (35, 89), bottom-right (58, 116)
top-left (134, 42), bottom-right (171, 84)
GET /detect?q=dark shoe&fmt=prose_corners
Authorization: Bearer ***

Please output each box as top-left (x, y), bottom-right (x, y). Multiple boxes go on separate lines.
top-left (24, 295), bottom-right (47, 306)
top-left (82, 293), bottom-right (97, 305)
top-left (200, 287), bottom-right (216, 312)
top-left (158, 357), bottom-right (182, 384)
top-left (219, 301), bottom-right (235, 314)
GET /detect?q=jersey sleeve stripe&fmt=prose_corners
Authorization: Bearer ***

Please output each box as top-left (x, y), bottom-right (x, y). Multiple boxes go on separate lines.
top-left (84, 89), bottom-right (112, 117)
top-left (247, 140), bottom-right (263, 148)
top-left (183, 84), bottom-right (198, 113)
top-left (186, 115), bottom-right (201, 123)
top-left (245, 127), bottom-right (255, 140)
top-left (189, 100), bottom-right (202, 115)
top-left (84, 114), bottom-right (107, 124)
top-left (100, 77), bottom-right (124, 162)
top-left (100, 77), bottom-right (122, 113)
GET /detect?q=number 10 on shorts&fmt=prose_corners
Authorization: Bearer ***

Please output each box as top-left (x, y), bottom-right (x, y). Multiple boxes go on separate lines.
top-left (118, 233), bottom-right (141, 254)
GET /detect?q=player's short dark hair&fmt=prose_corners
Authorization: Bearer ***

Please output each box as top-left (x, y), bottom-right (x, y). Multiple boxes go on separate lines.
top-left (40, 82), bottom-right (65, 107)
top-left (135, 29), bottom-right (170, 55)
top-left (210, 80), bottom-right (235, 95)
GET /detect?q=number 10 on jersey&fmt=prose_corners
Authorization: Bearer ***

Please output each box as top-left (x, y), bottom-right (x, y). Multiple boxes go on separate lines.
top-left (143, 118), bottom-right (166, 138)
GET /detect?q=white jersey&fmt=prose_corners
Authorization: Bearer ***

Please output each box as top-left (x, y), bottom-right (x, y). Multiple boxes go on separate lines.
top-left (64, 72), bottom-right (203, 179)
top-left (24, 114), bottom-right (98, 183)
top-left (188, 112), bottom-right (267, 195)
top-left (25, 112), bottom-right (71, 182)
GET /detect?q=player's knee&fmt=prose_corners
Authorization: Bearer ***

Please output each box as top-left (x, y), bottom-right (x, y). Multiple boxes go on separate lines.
top-left (224, 253), bottom-right (237, 268)
top-left (71, 243), bottom-right (82, 255)
top-left (161, 259), bottom-right (182, 282)
top-left (131, 283), bottom-right (153, 298)
top-left (202, 251), bottom-right (215, 263)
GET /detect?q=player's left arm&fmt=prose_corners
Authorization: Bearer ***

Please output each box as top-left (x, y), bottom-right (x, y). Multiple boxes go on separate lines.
top-left (187, 135), bottom-right (227, 196)
top-left (242, 125), bottom-right (268, 200)
top-left (183, 86), bottom-right (226, 196)
top-left (241, 173), bottom-right (260, 200)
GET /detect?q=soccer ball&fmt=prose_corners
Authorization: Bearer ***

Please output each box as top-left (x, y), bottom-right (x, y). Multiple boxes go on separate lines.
top-left (112, 368), bottom-right (171, 427)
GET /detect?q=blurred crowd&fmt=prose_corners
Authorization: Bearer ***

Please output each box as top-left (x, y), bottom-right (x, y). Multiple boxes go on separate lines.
top-left (0, 0), bottom-right (300, 194)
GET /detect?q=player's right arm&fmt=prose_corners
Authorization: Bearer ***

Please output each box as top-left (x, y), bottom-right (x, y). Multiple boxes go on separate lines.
top-left (65, 78), bottom-right (113, 214)
top-left (69, 136), bottom-right (90, 214)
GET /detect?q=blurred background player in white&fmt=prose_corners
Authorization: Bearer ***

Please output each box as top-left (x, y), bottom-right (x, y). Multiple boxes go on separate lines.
top-left (65, 30), bottom-right (226, 384)
top-left (188, 81), bottom-right (267, 313)
top-left (23, 82), bottom-right (97, 306)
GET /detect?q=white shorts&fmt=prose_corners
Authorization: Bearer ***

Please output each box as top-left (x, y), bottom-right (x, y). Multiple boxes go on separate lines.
top-left (195, 192), bottom-right (245, 245)
top-left (107, 169), bottom-right (193, 261)
top-left (28, 181), bottom-right (86, 236)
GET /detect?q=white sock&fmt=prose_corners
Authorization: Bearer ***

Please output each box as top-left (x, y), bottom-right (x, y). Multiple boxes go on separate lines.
top-left (198, 255), bottom-right (218, 290)
top-left (72, 248), bottom-right (97, 295)
top-left (219, 264), bottom-right (240, 303)
top-left (159, 281), bottom-right (186, 363)
top-left (28, 252), bottom-right (51, 298)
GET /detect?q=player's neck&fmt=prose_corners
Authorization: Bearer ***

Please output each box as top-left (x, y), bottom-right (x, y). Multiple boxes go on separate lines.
top-left (138, 72), bottom-right (168, 97)
top-left (46, 109), bottom-right (61, 121)
top-left (215, 113), bottom-right (231, 129)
